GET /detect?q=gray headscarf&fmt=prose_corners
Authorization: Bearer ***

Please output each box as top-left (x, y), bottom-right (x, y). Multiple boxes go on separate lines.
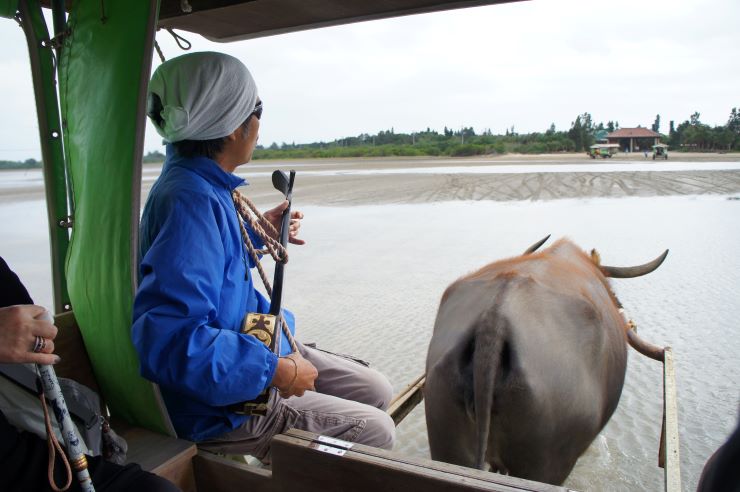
top-left (147, 52), bottom-right (259, 142)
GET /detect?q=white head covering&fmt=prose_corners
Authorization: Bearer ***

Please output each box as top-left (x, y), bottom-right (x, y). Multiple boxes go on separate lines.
top-left (147, 52), bottom-right (259, 142)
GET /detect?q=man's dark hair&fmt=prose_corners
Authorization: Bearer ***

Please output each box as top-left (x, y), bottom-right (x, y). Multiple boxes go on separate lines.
top-left (173, 136), bottom-right (228, 160)
top-left (147, 92), bottom-right (250, 160)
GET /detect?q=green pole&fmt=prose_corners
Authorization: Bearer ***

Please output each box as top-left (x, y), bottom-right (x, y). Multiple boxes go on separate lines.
top-left (18, 0), bottom-right (72, 314)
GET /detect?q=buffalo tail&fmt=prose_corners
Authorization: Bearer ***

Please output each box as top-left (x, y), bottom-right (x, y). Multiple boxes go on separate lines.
top-left (473, 303), bottom-right (507, 471)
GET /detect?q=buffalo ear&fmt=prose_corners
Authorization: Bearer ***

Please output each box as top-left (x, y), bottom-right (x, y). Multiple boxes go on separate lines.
top-left (590, 249), bottom-right (601, 266)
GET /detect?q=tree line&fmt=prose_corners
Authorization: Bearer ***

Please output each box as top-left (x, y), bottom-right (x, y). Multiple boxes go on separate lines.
top-left (251, 107), bottom-right (740, 160)
top-left (0, 158), bottom-right (42, 170)
top-left (1, 107), bottom-right (738, 168)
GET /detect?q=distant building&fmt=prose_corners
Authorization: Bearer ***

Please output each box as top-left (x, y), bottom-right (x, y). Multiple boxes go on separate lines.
top-left (606, 127), bottom-right (661, 152)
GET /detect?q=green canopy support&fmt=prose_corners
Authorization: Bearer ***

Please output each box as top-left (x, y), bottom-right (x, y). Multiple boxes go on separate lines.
top-left (59, 0), bottom-right (174, 435)
top-left (0, 0), bottom-right (18, 18)
top-left (18, 0), bottom-right (71, 314)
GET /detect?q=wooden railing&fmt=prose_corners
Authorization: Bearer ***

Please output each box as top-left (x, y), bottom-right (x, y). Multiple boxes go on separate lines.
top-left (387, 374), bottom-right (426, 425)
top-left (627, 326), bottom-right (682, 492)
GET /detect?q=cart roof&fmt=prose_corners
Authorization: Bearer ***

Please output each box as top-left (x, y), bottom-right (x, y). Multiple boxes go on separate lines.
top-left (155, 0), bottom-right (521, 42)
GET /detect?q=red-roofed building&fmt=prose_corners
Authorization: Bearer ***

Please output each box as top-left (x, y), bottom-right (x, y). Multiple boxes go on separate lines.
top-left (606, 127), bottom-right (661, 153)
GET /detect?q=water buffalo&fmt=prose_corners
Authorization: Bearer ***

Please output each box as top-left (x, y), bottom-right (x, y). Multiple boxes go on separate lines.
top-left (424, 237), bottom-right (668, 485)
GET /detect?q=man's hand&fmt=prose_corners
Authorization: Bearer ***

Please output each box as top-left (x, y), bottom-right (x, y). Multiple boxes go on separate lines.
top-left (262, 200), bottom-right (305, 245)
top-left (272, 352), bottom-right (317, 398)
top-left (0, 305), bottom-right (60, 365)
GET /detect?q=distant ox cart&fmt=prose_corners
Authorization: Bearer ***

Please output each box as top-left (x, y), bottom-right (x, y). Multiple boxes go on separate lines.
top-left (588, 143), bottom-right (619, 158)
top-left (653, 144), bottom-right (669, 160)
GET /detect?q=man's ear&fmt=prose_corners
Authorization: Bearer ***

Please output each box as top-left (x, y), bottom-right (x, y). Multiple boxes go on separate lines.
top-left (224, 128), bottom-right (240, 142)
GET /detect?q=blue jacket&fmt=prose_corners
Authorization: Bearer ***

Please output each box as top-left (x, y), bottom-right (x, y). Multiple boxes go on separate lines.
top-left (132, 146), bottom-right (295, 441)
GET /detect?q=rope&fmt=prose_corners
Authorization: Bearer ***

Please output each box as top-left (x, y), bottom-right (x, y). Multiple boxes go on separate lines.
top-left (39, 384), bottom-right (72, 491)
top-left (166, 28), bottom-right (192, 51)
top-left (232, 191), bottom-right (288, 264)
top-left (154, 40), bottom-right (165, 63)
top-left (232, 191), bottom-right (298, 353)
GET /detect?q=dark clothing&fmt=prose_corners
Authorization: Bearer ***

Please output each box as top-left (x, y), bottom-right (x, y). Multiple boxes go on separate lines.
top-left (0, 256), bottom-right (180, 492)
top-left (0, 410), bottom-right (176, 492)
top-left (0, 256), bottom-right (33, 307)
top-left (697, 418), bottom-right (740, 492)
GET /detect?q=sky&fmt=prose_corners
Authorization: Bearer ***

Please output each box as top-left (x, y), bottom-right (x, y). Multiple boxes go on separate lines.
top-left (0, 0), bottom-right (738, 161)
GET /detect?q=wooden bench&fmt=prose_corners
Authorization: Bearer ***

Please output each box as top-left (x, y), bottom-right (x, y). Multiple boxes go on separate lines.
top-left (53, 312), bottom-right (197, 491)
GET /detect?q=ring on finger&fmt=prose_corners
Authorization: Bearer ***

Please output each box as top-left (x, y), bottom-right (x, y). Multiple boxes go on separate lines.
top-left (32, 335), bottom-right (46, 353)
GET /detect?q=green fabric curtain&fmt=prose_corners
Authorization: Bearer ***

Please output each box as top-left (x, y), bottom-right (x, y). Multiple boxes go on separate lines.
top-left (60, 0), bottom-right (173, 435)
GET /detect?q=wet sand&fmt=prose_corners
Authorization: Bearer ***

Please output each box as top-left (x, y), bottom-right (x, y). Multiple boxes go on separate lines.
top-left (4, 152), bottom-right (740, 205)
top-left (200, 152), bottom-right (740, 206)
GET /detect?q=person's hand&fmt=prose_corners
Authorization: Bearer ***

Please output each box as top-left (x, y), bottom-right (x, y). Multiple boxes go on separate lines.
top-left (262, 200), bottom-right (305, 246)
top-left (272, 352), bottom-right (317, 398)
top-left (0, 305), bottom-right (59, 365)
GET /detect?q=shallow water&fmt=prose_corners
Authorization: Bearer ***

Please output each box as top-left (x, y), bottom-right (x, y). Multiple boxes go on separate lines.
top-left (1, 179), bottom-right (739, 490)
top-left (280, 196), bottom-right (740, 491)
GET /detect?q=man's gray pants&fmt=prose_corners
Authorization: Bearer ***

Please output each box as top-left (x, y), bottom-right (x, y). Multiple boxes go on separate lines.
top-left (199, 342), bottom-right (396, 461)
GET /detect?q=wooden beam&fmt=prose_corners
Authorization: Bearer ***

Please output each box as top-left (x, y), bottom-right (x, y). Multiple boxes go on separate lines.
top-left (662, 348), bottom-right (682, 492)
top-left (193, 451), bottom-right (273, 492)
top-left (270, 429), bottom-right (564, 492)
top-left (388, 374), bottom-right (425, 425)
top-left (53, 311), bottom-right (102, 397)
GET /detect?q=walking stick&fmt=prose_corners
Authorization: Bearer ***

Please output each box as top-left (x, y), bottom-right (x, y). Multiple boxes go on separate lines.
top-left (37, 311), bottom-right (95, 492)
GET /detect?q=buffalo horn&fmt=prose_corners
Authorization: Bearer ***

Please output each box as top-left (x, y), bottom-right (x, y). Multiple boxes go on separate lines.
top-left (523, 234), bottom-right (551, 255)
top-left (626, 326), bottom-right (665, 362)
top-left (601, 249), bottom-right (669, 278)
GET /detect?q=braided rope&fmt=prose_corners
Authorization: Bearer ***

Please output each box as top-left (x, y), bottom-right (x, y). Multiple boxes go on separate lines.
top-left (232, 191), bottom-right (298, 352)
top-left (232, 191), bottom-right (288, 263)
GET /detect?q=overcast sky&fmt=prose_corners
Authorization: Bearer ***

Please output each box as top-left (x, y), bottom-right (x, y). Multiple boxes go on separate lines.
top-left (1, 0), bottom-right (738, 161)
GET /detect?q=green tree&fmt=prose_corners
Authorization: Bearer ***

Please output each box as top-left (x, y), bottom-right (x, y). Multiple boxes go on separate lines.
top-left (568, 115), bottom-right (584, 152)
top-left (727, 107), bottom-right (740, 134)
top-left (143, 150), bottom-right (165, 163)
top-left (652, 114), bottom-right (661, 133)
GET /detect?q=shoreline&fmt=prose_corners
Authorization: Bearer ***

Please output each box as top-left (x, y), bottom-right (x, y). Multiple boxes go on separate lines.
top-left (3, 152), bottom-right (740, 206)
top-left (252, 150), bottom-right (740, 164)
